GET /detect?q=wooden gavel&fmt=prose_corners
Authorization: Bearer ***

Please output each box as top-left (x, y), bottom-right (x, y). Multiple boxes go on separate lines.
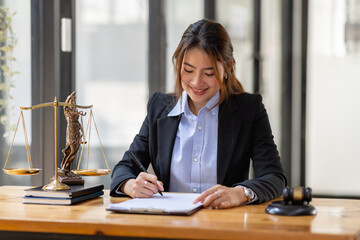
top-left (283, 187), bottom-right (312, 205)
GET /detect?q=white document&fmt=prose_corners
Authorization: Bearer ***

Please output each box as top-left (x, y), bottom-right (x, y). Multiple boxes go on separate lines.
top-left (107, 193), bottom-right (203, 215)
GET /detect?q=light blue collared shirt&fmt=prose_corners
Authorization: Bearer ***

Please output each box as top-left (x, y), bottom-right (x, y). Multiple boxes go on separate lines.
top-left (167, 91), bottom-right (219, 193)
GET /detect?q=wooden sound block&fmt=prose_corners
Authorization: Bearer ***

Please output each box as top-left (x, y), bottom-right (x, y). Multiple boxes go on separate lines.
top-left (265, 200), bottom-right (317, 216)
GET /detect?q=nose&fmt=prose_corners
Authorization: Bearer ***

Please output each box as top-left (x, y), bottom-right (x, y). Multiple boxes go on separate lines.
top-left (191, 72), bottom-right (204, 86)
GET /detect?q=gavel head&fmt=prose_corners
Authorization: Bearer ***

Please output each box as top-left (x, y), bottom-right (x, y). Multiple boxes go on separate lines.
top-left (283, 187), bottom-right (312, 205)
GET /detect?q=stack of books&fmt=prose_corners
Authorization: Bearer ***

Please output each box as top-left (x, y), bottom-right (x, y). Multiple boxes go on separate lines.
top-left (23, 184), bottom-right (104, 205)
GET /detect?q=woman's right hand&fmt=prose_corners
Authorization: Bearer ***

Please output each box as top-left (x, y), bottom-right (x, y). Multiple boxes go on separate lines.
top-left (121, 172), bottom-right (164, 198)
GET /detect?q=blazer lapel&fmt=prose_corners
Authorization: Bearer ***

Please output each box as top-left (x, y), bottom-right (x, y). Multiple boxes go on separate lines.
top-left (217, 102), bottom-right (242, 184)
top-left (157, 115), bottom-right (180, 191)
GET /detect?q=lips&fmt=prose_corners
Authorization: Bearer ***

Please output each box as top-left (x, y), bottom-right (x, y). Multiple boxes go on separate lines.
top-left (189, 85), bottom-right (208, 95)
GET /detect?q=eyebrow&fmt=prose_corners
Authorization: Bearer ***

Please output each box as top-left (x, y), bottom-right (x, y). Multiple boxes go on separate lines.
top-left (184, 62), bottom-right (214, 71)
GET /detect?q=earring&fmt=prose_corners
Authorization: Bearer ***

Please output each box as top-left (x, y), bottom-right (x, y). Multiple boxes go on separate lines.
top-left (224, 74), bottom-right (228, 80)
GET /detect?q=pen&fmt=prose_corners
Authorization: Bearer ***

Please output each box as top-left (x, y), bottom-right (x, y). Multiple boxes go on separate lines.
top-left (129, 152), bottom-right (163, 196)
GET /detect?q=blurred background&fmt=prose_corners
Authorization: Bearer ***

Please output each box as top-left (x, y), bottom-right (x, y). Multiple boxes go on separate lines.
top-left (0, 0), bottom-right (359, 198)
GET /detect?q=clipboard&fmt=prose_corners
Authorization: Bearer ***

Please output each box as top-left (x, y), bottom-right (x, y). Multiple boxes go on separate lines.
top-left (107, 193), bottom-right (203, 216)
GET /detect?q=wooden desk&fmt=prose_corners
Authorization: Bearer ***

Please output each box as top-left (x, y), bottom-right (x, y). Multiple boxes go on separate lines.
top-left (0, 186), bottom-right (359, 240)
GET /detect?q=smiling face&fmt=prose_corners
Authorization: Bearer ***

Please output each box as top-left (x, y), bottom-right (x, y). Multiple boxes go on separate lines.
top-left (181, 47), bottom-right (224, 115)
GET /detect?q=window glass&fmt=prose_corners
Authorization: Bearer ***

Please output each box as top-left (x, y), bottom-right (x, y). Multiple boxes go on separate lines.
top-left (0, 0), bottom-right (32, 185)
top-left (75, 0), bottom-right (148, 188)
top-left (165, 0), bottom-right (203, 93)
top-left (306, 0), bottom-right (360, 196)
top-left (217, 0), bottom-right (254, 92)
top-left (260, 0), bottom-right (282, 156)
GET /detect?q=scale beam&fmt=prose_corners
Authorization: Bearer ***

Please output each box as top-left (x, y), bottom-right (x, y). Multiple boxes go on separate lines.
top-left (20, 102), bottom-right (93, 111)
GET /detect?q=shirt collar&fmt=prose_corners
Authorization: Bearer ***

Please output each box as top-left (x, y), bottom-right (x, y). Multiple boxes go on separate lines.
top-left (205, 91), bottom-right (220, 116)
top-left (167, 91), bottom-right (220, 117)
top-left (168, 91), bottom-right (187, 117)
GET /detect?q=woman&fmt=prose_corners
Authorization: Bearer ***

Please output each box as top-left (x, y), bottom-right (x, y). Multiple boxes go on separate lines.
top-left (110, 19), bottom-right (286, 209)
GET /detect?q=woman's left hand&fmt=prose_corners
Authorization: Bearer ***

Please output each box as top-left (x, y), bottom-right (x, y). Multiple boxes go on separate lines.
top-left (193, 185), bottom-right (248, 209)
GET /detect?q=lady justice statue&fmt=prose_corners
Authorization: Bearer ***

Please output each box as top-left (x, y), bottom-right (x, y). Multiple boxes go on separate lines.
top-left (57, 92), bottom-right (86, 185)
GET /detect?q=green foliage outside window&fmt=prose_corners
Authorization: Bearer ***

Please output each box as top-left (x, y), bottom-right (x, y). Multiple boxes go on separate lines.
top-left (0, 6), bottom-right (18, 138)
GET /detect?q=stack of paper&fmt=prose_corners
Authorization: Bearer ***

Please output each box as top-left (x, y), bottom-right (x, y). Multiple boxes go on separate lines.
top-left (107, 193), bottom-right (203, 215)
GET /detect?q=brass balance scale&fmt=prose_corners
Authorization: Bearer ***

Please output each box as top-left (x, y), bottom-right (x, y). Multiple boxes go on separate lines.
top-left (2, 94), bottom-right (110, 191)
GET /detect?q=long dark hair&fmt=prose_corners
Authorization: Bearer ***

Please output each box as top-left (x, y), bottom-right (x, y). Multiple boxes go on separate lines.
top-left (172, 19), bottom-right (245, 106)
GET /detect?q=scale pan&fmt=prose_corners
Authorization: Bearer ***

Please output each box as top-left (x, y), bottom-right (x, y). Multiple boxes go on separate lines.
top-left (3, 168), bottom-right (42, 175)
top-left (72, 169), bottom-right (111, 176)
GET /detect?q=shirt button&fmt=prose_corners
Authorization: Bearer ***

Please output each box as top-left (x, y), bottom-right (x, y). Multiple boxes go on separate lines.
top-left (193, 188), bottom-right (198, 193)
top-left (198, 126), bottom-right (202, 130)
top-left (193, 158), bottom-right (198, 162)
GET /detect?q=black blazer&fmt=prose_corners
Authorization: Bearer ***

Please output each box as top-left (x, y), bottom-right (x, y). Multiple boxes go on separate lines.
top-left (110, 92), bottom-right (286, 203)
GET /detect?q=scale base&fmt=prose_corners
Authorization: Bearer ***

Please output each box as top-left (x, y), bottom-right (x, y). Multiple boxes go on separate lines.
top-left (265, 200), bottom-right (317, 216)
top-left (42, 179), bottom-right (70, 191)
